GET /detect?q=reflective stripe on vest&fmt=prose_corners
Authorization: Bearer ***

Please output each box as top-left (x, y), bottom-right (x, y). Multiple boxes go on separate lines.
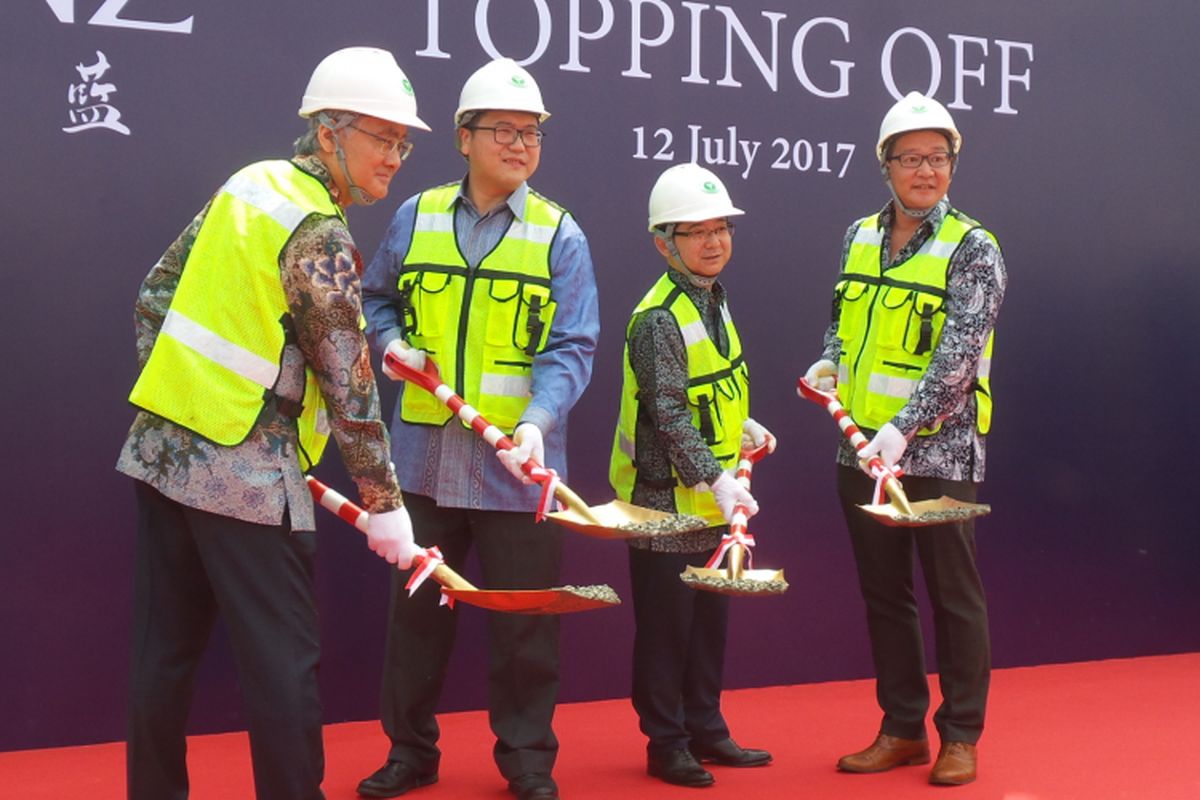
top-left (609, 273), bottom-right (750, 527)
top-left (397, 182), bottom-right (563, 432)
top-left (128, 160), bottom-right (343, 468)
top-left (836, 210), bottom-right (996, 436)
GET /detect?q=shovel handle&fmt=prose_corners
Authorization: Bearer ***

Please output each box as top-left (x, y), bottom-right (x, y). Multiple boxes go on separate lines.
top-left (796, 377), bottom-right (894, 478)
top-left (305, 475), bottom-right (473, 591)
top-left (384, 352), bottom-right (599, 522)
top-left (724, 443), bottom-right (770, 578)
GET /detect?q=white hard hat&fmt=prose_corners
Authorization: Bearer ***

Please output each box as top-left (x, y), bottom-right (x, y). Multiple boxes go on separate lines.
top-left (454, 58), bottom-right (550, 127)
top-left (299, 47), bottom-right (431, 131)
top-left (876, 91), bottom-right (961, 162)
top-left (647, 163), bottom-right (744, 231)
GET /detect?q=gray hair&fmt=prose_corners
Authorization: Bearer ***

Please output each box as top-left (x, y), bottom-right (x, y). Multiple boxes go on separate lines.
top-left (293, 110), bottom-right (358, 156)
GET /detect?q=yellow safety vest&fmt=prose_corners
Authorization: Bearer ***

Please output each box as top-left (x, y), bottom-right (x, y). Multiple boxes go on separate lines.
top-left (129, 160), bottom-right (342, 469)
top-left (835, 209), bottom-right (996, 436)
top-left (397, 183), bottom-right (562, 432)
top-left (610, 273), bottom-right (750, 527)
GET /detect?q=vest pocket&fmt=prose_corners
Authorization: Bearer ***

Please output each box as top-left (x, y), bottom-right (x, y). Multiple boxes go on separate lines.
top-left (400, 271), bottom-right (455, 341)
top-left (834, 278), bottom-right (873, 342)
top-left (874, 286), bottom-right (946, 355)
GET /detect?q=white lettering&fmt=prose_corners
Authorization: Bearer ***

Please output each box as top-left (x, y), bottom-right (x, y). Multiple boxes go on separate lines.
top-left (881, 26), bottom-right (942, 99)
top-left (948, 34), bottom-right (988, 110)
top-left (417, 0), bottom-right (450, 58)
top-left (791, 16), bottom-right (853, 98)
top-left (680, 2), bottom-right (709, 84)
top-left (90, 0), bottom-right (193, 34)
top-left (563, 0), bottom-right (614, 72)
top-left (715, 6), bottom-right (785, 92)
top-left (476, 0), bottom-right (552, 64)
top-left (624, 0), bottom-right (674, 79)
top-left (44, 0), bottom-right (73, 22)
top-left (994, 39), bottom-right (1034, 114)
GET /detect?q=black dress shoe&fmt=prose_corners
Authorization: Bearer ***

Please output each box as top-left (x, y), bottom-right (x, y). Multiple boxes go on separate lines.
top-left (647, 748), bottom-right (715, 787)
top-left (508, 773), bottom-right (559, 800)
top-left (690, 738), bottom-right (773, 767)
top-left (356, 761), bottom-right (438, 798)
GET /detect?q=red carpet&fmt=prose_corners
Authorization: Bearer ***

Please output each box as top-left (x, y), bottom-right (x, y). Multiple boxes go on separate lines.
top-left (2, 653), bottom-right (1197, 799)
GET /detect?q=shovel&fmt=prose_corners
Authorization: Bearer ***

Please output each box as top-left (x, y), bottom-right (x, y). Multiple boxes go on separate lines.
top-left (679, 442), bottom-right (789, 596)
top-left (306, 475), bottom-right (620, 614)
top-left (796, 376), bottom-right (991, 527)
top-left (383, 351), bottom-right (706, 539)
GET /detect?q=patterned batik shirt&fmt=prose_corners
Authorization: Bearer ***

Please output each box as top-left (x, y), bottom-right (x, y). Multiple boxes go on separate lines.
top-left (625, 268), bottom-right (731, 554)
top-left (819, 198), bottom-right (1007, 483)
top-left (116, 155), bottom-right (402, 530)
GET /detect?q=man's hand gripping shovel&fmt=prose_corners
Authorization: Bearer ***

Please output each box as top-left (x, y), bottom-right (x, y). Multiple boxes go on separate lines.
top-left (796, 376), bottom-right (991, 526)
top-left (306, 476), bottom-right (619, 614)
top-left (679, 441), bottom-right (789, 596)
top-left (384, 351), bottom-right (706, 539)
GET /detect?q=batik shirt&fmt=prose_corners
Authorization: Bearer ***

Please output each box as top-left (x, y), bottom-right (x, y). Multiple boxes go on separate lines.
top-left (116, 155), bottom-right (402, 530)
top-left (625, 269), bottom-right (730, 554)
top-left (820, 198), bottom-right (1007, 483)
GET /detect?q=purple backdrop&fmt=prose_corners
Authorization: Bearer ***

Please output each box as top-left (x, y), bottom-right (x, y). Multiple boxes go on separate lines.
top-left (3, 1), bottom-right (1198, 751)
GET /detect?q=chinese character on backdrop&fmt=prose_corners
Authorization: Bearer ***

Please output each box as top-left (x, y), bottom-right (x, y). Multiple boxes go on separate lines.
top-left (64, 50), bottom-right (131, 135)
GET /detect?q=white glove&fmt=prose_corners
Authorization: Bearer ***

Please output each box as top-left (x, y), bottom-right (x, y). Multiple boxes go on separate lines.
top-left (741, 417), bottom-right (777, 454)
top-left (804, 358), bottom-right (838, 391)
top-left (859, 422), bottom-right (908, 468)
top-left (709, 471), bottom-right (759, 525)
top-left (496, 423), bottom-right (544, 485)
top-left (365, 507), bottom-right (419, 570)
top-left (381, 339), bottom-right (426, 381)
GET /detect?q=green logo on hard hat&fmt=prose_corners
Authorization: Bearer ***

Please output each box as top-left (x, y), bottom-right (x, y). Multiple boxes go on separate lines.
top-left (912, 104), bottom-right (927, 113)
top-left (402, 78), bottom-right (414, 96)
top-left (510, 75), bottom-right (527, 88)
top-left (701, 181), bottom-right (719, 194)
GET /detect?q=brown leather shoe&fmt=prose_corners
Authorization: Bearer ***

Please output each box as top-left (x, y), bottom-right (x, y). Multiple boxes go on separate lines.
top-left (929, 741), bottom-right (977, 785)
top-left (837, 734), bottom-right (931, 773)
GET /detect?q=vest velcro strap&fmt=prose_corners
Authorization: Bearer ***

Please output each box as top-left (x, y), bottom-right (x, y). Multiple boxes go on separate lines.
top-left (697, 395), bottom-right (717, 445)
top-left (161, 309), bottom-right (278, 388)
top-left (524, 295), bottom-right (544, 356)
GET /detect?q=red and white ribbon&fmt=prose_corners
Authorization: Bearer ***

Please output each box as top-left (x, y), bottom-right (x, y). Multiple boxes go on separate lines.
top-left (705, 529), bottom-right (757, 570)
top-left (867, 462), bottom-right (905, 505)
top-left (405, 546), bottom-right (453, 608)
top-left (527, 465), bottom-right (565, 521)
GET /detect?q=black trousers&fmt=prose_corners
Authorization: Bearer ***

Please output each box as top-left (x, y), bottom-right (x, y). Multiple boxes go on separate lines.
top-left (837, 466), bottom-right (990, 745)
top-left (126, 481), bottom-right (324, 800)
top-left (628, 546), bottom-right (731, 755)
top-left (378, 493), bottom-right (562, 779)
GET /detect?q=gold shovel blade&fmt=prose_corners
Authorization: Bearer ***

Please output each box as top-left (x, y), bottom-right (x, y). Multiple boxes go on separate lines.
top-left (441, 584), bottom-right (621, 615)
top-left (679, 566), bottom-right (790, 597)
top-left (859, 496), bottom-right (992, 527)
top-left (546, 500), bottom-right (706, 539)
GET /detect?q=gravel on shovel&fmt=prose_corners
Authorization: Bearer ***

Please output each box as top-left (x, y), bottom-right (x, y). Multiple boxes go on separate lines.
top-left (679, 572), bottom-right (790, 596)
top-left (615, 514), bottom-right (707, 536)
top-left (557, 584), bottom-right (621, 605)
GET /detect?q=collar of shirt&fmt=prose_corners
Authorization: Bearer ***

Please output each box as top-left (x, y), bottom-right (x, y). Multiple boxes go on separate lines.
top-left (878, 196), bottom-right (950, 264)
top-left (291, 154), bottom-right (338, 202)
top-left (665, 263), bottom-right (727, 311)
top-left (453, 177), bottom-right (530, 221)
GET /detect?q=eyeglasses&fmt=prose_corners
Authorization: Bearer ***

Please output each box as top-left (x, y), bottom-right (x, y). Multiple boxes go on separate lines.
top-left (886, 151), bottom-right (954, 169)
top-left (673, 223), bottom-right (735, 242)
top-left (347, 123), bottom-right (414, 161)
top-left (468, 125), bottom-right (544, 148)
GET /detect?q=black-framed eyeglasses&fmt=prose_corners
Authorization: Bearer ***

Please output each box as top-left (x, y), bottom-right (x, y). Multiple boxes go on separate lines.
top-left (467, 125), bottom-right (544, 148)
top-left (347, 123), bottom-right (414, 161)
top-left (673, 222), bottom-right (735, 242)
top-left (886, 151), bottom-right (954, 169)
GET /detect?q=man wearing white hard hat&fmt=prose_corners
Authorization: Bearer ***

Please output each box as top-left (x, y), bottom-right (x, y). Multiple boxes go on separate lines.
top-left (358, 57), bottom-right (599, 800)
top-left (610, 163), bottom-right (776, 788)
top-left (803, 91), bottom-right (1006, 786)
top-left (117, 46), bottom-right (429, 799)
